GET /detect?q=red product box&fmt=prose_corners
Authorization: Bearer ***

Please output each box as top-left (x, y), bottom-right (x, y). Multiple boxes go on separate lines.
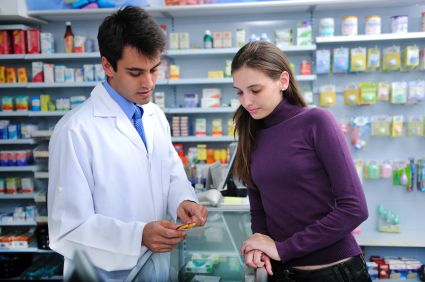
top-left (26, 29), bottom-right (41, 54)
top-left (0, 31), bottom-right (12, 54)
top-left (12, 30), bottom-right (26, 54)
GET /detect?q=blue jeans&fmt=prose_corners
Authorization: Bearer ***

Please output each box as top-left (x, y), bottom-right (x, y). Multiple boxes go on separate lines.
top-left (269, 255), bottom-right (372, 282)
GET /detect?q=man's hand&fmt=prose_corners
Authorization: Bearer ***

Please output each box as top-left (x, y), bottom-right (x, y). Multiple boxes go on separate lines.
top-left (177, 200), bottom-right (208, 226)
top-left (142, 220), bottom-right (186, 253)
top-left (244, 250), bottom-right (273, 276)
top-left (241, 233), bottom-right (280, 261)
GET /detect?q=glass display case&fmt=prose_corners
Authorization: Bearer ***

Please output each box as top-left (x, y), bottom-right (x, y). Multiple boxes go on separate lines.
top-left (170, 207), bottom-right (254, 282)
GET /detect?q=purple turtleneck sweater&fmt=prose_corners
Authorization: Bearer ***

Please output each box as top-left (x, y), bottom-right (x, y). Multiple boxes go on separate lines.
top-left (248, 99), bottom-right (368, 267)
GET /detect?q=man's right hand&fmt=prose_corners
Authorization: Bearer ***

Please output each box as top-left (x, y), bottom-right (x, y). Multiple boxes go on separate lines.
top-left (142, 220), bottom-right (186, 253)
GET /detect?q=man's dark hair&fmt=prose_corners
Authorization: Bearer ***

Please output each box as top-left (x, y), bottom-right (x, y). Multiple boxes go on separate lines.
top-left (97, 6), bottom-right (166, 71)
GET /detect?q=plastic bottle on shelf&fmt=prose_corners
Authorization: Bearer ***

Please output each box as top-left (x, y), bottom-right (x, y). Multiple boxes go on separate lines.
top-left (203, 30), bottom-right (213, 49)
top-left (64, 21), bottom-right (74, 53)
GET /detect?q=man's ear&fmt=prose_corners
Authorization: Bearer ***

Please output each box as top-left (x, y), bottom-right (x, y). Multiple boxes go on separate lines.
top-left (101, 56), bottom-right (114, 78)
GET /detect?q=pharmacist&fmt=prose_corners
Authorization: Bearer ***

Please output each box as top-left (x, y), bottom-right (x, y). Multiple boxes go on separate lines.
top-left (48, 6), bottom-right (207, 281)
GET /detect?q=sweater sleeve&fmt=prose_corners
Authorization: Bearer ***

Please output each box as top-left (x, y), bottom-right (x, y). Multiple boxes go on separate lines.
top-left (248, 187), bottom-right (269, 235)
top-left (276, 109), bottom-right (368, 262)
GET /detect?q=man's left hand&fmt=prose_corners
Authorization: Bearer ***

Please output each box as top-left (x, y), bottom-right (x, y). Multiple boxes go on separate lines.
top-left (177, 201), bottom-right (208, 226)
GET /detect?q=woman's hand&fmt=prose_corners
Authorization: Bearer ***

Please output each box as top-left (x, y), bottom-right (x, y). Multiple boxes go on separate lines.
top-left (244, 249), bottom-right (273, 276)
top-left (241, 233), bottom-right (280, 261)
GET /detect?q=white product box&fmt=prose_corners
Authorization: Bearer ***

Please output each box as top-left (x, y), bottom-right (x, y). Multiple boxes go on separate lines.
top-left (83, 64), bottom-right (94, 82)
top-left (64, 68), bottom-right (74, 82)
top-left (43, 63), bottom-right (54, 83)
top-left (222, 31), bottom-right (232, 48)
top-left (213, 32), bottom-right (222, 48)
top-left (195, 118), bottom-right (207, 136)
top-left (54, 65), bottom-right (65, 83)
top-left (154, 92), bottom-right (165, 108)
top-left (169, 32), bottom-right (180, 49)
top-left (179, 32), bottom-right (190, 49)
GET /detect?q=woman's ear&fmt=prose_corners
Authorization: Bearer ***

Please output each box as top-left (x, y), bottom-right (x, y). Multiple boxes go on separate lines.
top-left (279, 71), bottom-right (290, 91)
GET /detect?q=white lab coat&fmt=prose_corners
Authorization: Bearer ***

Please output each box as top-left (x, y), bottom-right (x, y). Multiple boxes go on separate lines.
top-left (48, 83), bottom-right (197, 281)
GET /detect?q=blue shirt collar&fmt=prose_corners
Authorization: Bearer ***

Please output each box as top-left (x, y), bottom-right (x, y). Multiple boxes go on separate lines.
top-left (103, 80), bottom-right (137, 120)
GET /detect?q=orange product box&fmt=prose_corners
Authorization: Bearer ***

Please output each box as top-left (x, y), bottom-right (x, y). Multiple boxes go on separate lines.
top-left (12, 30), bottom-right (26, 54)
top-left (0, 66), bottom-right (6, 83)
top-left (17, 67), bottom-right (28, 83)
top-left (26, 29), bottom-right (40, 54)
top-left (0, 30), bottom-right (12, 54)
top-left (6, 67), bottom-right (16, 83)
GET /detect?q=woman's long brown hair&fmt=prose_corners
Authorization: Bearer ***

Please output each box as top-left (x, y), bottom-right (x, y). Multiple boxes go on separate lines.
top-left (231, 41), bottom-right (306, 189)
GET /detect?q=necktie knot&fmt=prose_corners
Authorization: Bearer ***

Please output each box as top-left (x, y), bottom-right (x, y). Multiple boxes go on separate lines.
top-left (133, 106), bottom-right (143, 120)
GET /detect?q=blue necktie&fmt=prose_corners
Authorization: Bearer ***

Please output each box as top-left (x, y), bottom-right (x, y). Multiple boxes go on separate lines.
top-left (133, 106), bottom-right (147, 149)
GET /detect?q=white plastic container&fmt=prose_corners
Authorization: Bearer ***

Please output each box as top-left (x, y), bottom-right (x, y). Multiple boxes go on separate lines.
top-left (391, 15), bottom-right (408, 33)
top-left (319, 18), bottom-right (335, 37)
top-left (342, 16), bottom-right (358, 36)
top-left (365, 16), bottom-right (381, 35)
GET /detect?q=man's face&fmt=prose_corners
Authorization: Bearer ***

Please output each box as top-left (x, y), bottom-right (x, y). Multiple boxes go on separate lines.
top-left (102, 45), bottom-right (161, 105)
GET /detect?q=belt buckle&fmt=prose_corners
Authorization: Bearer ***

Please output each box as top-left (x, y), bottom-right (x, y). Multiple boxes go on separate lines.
top-left (281, 269), bottom-right (295, 282)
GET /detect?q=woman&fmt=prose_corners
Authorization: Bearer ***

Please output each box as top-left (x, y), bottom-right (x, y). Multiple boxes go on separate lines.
top-left (232, 41), bottom-right (371, 282)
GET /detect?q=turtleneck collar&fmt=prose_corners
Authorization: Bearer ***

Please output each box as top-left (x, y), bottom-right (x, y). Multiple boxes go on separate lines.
top-left (260, 98), bottom-right (306, 129)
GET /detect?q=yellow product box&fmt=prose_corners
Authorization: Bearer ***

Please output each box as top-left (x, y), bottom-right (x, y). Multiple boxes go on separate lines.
top-left (211, 118), bottom-right (223, 136)
top-left (207, 71), bottom-right (224, 78)
top-left (17, 67), bottom-right (28, 83)
top-left (227, 118), bottom-right (235, 136)
top-left (40, 94), bottom-right (50, 112)
top-left (6, 67), bottom-right (16, 83)
top-left (169, 64), bottom-right (180, 80)
top-left (319, 85), bottom-right (337, 107)
top-left (344, 85), bottom-right (360, 105)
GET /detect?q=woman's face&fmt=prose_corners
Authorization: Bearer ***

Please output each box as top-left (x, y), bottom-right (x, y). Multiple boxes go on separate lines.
top-left (233, 66), bottom-right (289, 120)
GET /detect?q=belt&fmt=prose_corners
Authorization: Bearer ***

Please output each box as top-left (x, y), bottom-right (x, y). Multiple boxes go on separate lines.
top-left (270, 255), bottom-right (365, 282)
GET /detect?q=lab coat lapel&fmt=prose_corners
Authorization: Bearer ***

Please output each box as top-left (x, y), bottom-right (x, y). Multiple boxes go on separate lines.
top-left (91, 83), bottom-right (147, 153)
top-left (141, 104), bottom-right (155, 155)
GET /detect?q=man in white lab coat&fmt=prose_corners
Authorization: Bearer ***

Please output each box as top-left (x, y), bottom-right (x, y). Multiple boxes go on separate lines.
top-left (48, 6), bottom-right (207, 281)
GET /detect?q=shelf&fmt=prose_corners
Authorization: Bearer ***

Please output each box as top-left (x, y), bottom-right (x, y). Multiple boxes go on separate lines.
top-left (28, 0), bottom-right (422, 20)
top-left (165, 45), bottom-right (316, 56)
top-left (0, 111), bottom-right (30, 117)
top-left (165, 107), bottom-right (237, 114)
top-left (0, 193), bottom-right (35, 200)
top-left (168, 78), bottom-right (233, 85)
top-left (0, 83), bottom-right (27, 88)
top-left (0, 247), bottom-right (54, 253)
top-left (171, 136), bottom-right (236, 142)
top-left (34, 172), bottom-right (48, 179)
top-left (316, 32), bottom-right (425, 44)
top-left (30, 111), bottom-right (67, 117)
top-left (0, 139), bottom-right (36, 145)
top-left (0, 15), bottom-right (47, 25)
top-left (31, 130), bottom-right (54, 138)
top-left (25, 52), bottom-right (100, 60)
top-left (0, 54), bottom-right (25, 60)
top-left (0, 220), bottom-right (37, 226)
top-left (355, 231), bottom-right (425, 248)
top-left (0, 166), bottom-right (39, 172)
top-left (27, 82), bottom-right (98, 88)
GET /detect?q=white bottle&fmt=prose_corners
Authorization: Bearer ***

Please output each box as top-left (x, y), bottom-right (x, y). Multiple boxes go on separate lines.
top-left (203, 30), bottom-right (213, 49)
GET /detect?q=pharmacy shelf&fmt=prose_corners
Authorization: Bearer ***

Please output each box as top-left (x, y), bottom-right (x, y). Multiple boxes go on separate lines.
top-left (25, 52), bottom-right (100, 60)
top-left (0, 111), bottom-right (30, 117)
top-left (0, 83), bottom-right (27, 88)
top-left (355, 230), bottom-right (425, 248)
top-left (0, 220), bottom-right (37, 226)
top-left (0, 111), bottom-right (67, 117)
top-left (165, 107), bottom-right (237, 114)
top-left (316, 32), bottom-right (425, 44)
top-left (27, 82), bottom-right (98, 88)
top-left (0, 166), bottom-right (40, 172)
top-left (167, 75), bottom-right (315, 85)
top-left (0, 247), bottom-right (54, 253)
top-left (165, 45), bottom-right (316, 56)
top-left (0, 193), bottom-right (35, 200)
top-left (30, 111), bottom-right (67, 117)
top-left (0, 15), bottom-right (47, 25)
top-left (0, 139), bottom-right (36, 145)
top-left (171, 136), bottom-right (236, 142)
top-left (28, 0), bottom-right (422, 20)
top-left (31, 130), bottom-right (54, 138)
top-left (168, 78), bottom-right (233, 85)
top-left (34, 172), bottom-right (48, 179)
top-left (0, 54), bottom-right (25, 60)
